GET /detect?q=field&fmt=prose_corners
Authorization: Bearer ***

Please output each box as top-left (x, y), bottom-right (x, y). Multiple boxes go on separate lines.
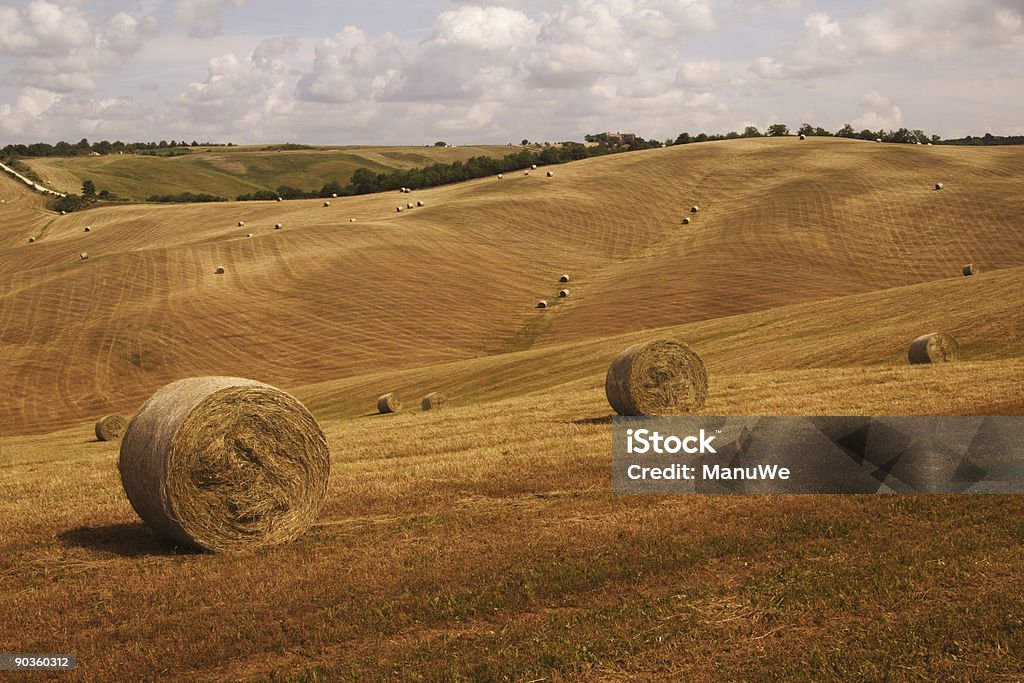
top-left (20, 144), bottom-right (520, 200)
top-left (1, 137), bottom-right (1023, 680)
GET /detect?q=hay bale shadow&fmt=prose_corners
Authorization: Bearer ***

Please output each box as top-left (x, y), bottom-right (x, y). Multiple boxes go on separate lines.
top-left (59, 523), bottom-right (199, 557)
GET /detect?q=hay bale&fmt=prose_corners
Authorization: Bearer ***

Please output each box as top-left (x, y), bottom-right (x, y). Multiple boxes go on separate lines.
top-left (547, 171), bottom-right (554, 177)
top-left (61, 210), bottom-right (66, 215)
top-left (417, 200), bottom-right (424, 207)
top-left (238, 221), bottom-right (245, 227)
top-left (407, 202), bottom-right (414, 209)
top-left (876, 138), bottom-right (883, 143)
top-left (934, 183), bottom-right (944, 190)
top-left (396, 206), bottom-right (403, 213)
top-left (275, 223), bottom-right (282, 229)
top-left (537, 300), bottom-right (548, 309)
top-left (80, 252), bottom-right (89, 261)
top-left (324, 201), bottom-right (331, 207)
top-left (350, 218), bottom-right (356, 223)
top-left (377, 393), bottom-right (402, 414)
top-left (531, 164), bottom-right (537, 170)
top-left (682, 217), bottom-right (691, 225)
top-left (559, 289), bottom-right (569, 298)
top-left (524, 171), bottom-right (530, 176)
top-left (28, 237), bottom-right (35, 243)
top-left (95, 414), bottom-right (128, 441)
top-left (908, 333), bottom-right (960, 365)
top-left (799, 134), bottom-right (806, 140)
top-left (215, 266), bottom-right (225, 274)
top-left (963, 264), bottom-right (977, 276)
top-left (332, 193), bottom-right (338, 198)
top-left (246, 233), bottom-right (253, 238)
top-left (497, 174), bottom-right (503, 179)
top-left (277, 197), bottom-right (283, 202)
top-left (605, 339), bottom-right (708, 416)
top-left (421, 392), bottom-right (447, 411)
top-left (84, 226), bottom-right (91, 232)
top-left (559, 274), bottom-right (570, 283)
top-left (118, 377), bottom-right (329, 552)
top-left (690, 206), bottom-right (699, 213)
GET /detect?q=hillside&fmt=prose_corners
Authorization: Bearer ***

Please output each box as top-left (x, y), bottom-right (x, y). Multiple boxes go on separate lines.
top-left (2, 136), bottom-right (1023, 681)
top-left (20, 144), bottom-right (520, 200)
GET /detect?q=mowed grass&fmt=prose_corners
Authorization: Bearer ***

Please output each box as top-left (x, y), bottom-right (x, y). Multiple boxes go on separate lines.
top-left (22, 144), bottom-right (520, 200)
top-left (1, 137), bottom-right (1022, 680)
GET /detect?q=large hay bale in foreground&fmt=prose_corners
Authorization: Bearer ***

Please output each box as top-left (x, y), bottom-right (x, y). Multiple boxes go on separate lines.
top-left (377, 393), bottom-right (402, 414)
top-left (95, 414), bottom-right (128, 441)
top-left (605, 339), bottom-right (708, 416)
top-left (118, 377), bottom-right (330, 552)
top-left (421, 392), bottom-right (447, 411)
top-left (963, 264), bottom-right (977, 276)
top-left (908, 333), bottom-right (960, 365)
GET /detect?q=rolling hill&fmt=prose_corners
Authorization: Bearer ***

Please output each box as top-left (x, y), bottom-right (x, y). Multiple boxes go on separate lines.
top-left (1, 136), bottom-right (1023, 681)
top-left (19, 144), bottom-right (521, 200)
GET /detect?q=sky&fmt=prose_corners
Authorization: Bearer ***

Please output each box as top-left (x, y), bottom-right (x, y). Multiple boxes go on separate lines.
top-left (0, 0), bottom-right (1022, 145)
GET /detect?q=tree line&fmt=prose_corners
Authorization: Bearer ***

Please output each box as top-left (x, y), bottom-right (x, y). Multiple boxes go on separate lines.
top-left (2, 138), bottom-right (233, 159)
top-left (669, 123), bottom-right (941, 145)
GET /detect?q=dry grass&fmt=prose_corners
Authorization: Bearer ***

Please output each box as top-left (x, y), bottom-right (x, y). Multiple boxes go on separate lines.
top-left (1, 138), bottom-right (1023, 680)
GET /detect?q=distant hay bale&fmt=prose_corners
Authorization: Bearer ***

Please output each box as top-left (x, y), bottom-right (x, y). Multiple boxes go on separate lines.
top-left (238, 221), bottom-right (245, 227)
top-left (215, 266), bottom-right (225, 275)
top-left (537, 300), bottom-right (548, 309)
top-left (323, 201), bottom-right (331, 207)
top-left (350, 218), bottom-right (356, 223)
top-left (559, 274), bottom-right (570, 283)
top-left (605, 339), bottom-right (708, 416)
top-left (417, 200), bottom-right (424, 207)
top-left (963, 264), bottom-right (977, 276)
top-left (908, 333), bottom-right (960, 365)
top-left (95, 414), bottom-right (128, 442)
top-left (276, 197), bottom-right (283, 202)
top-left (799, 134), bottom-right (806, 140)
top-left (524, 171), bottom-right (530, 176)
top-left (547, 171), bottom-right (554, 177)
top-left (377, 393), bottom-right (402, 414)
top-left (332, 193), bottom-right (338, 198)
top-left (80, 252), bottom-right (89, 261)
top-left (246, 233), bottom-right (253, 238)
top-left (28, 237), bottom-right (35, 243)
top-left (558, 289), bottom-right (569, 298)
top-left (690, 206), bottom-right (699, 213)
top-left (421, 392), bottom-right (447, 411)
top-left (876, 138), bottom-right (883, 143)
top-left (531, 164), bottom-right (538, 170)
top-left (275, 223), bottom-right (282, 229)
top-left (497, 174), bottom-right (503, 179)
top-left (407, 203), bottom-right (414, 209)
top-left (934, 183), bottom-right (944, 190)
top-left (396, 206), bottom-right (403, 213)
top-left (84, 226), bottom-right (91, 232)
top-left (118, 376), bottom-right (330, 552)
top-left (61, 210), bottom-right (66, 215)
top-left (682, 217), bottom-right (691, 225)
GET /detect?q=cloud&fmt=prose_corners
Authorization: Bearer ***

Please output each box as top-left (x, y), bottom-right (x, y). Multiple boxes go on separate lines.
top-left (0, 1), bottom-right (93, 55)
top-left (173, 0), bottom-right (247, 38)
top-left (853, 92), bottom-right (902, 131)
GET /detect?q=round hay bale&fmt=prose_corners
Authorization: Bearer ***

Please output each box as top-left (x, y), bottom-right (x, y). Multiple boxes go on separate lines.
top-left (876, 138), bottom-right (883, 143)
top-left (497, 174), bottom-right (503, 179)
top-left (417, 200), bottom-right (424, 207)
top-left (690, 206), bottom-right (699, 213)
top-left (531, 164), bottom-right (538, 170)
top-left (84, 226), bottom-right (91, 232)
top-left (396, 206), bottom-right (403, 213)
top-left (28, 237), bottom-right (35, 243)
top-left (118, 377), bottom-right (329, 552)
top-left (246, 233), bottom-right (253, 238)
top-left (377, 393), bottom-right (402, 414)
top-left (96, 414), bottom-right (128, 441)
top-left (215, 266), bottom-right (225, 275)
top-left (323, 201), bottom-right (331, 207)
top-left (421, 392), bottom-right (447, 411)
top-left (546, 171), bottom-right (554, 177)
top-left (908, 333), bottom-right (960, 365)
top-left (80, 252), bottom-right (89, 261)
top-left (537, 300), bottom-right (548, 309)
top-left (61, 210), bottom-right (66, 215)
top-left (350, 218), bottom-right (356, 223)
top-left (275, 223), bottom-right (282, 229)
top-left (332, 193), bottom-right (338, 198)
top-left (559, 274), bottom-right (570, 283)
top-left (238, 221), bottom-right (245, 227)
top-left (605, 339), bottom-right (708, 416)
top-left (558, 289), bottom-right (569, 298)
top-left (799, 134), bottom-right (806, 140)
top-left (407, 202), bottom-right (414, 209)
top-left (682, 217), bottom-right (691, 225)
top-left (277, 197), bottom-right (283, 202)
top-left (934, 183), bottom-right (944, 190)
top-left (963, 264), bottom-right (977, 276)
top-left (524, 171), bottom-right (530, 176)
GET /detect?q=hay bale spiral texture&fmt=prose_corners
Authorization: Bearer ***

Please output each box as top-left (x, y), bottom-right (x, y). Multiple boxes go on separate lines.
top-left (95, 414), bottom-right (128, 441)
top-left (421, 392), bottom-right (447, 411)
top-left (908, 333), bottom-right (960, 365)
top-left (377, 393), bottom-right (402, 414)
top-left (605, 339), bottom-right (708, 416)
top-left (118, 377), bottom-right (330, 552)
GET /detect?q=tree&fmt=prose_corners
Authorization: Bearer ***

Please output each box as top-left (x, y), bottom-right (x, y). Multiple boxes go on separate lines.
top-left (767, 123), bottom-right (790, 137)
top-left (675, 132), bottom-right (692, 144)
top-left (434, 141), bottom-right (447, 147)
top-left (814, 127), bottom-right (831, 137)
top-left (797, 123), bottom-right (815, 137)
top-left (82, 179), bottom-right (96, 198)
top-left (521, 139), bottom-right (529, 146)
top-left (694, 133), bottom-right (709, 143)
top-left (836, 123), bottom-right (855, 137)
top-left (742, 126), bottom-right (761, 138)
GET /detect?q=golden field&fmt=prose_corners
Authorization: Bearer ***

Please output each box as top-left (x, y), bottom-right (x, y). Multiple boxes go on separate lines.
top-left (1, 137), bottom-right (1022, 681)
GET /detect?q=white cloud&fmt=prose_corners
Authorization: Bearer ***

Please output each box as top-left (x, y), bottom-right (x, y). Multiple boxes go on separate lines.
top-left (173, 0), bottom-right (247, 38)
top-left (0, 1), bottom-right (92, 55)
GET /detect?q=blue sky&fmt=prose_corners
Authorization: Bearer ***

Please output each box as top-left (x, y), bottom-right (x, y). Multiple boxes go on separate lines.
top-left (1, 0), bottom-right (1022, 144)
